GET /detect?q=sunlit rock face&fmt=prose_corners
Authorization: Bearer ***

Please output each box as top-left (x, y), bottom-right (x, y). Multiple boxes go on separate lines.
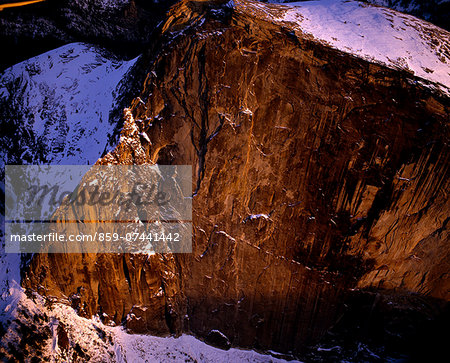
top-left (24, 0), bottom-right (448, 355)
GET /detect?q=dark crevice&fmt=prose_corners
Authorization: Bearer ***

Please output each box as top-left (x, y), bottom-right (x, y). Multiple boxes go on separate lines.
top-left (122, 255), bottom-right (132, 292)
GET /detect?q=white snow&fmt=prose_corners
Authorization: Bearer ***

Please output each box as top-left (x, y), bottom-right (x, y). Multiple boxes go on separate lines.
top-left (246, 214), bottom-right (271, 221)
top-left (0, 234), bottom-right (22, 321)
top-left (140, 131), bottom-right (151, 144)
top-left (240, 107), bottom-right (254, 116)
top-left (1, 289), bottom-right (302, 362)
top-left (0, 42), bottom-right (138, 166)
top-left (217, 230), bottom-right (237, 241)
top-left (0, 43), bottom-right (139, 338)
top-left (0, 278), bottom-right (22, 318)
top-left (114, 330), bottom-right (300, 362)
top-left (243, 0), bottom-right (450, 94)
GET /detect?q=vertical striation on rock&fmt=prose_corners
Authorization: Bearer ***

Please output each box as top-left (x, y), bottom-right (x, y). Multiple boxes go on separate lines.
top-left (23, 0), bottom-right (449, 355)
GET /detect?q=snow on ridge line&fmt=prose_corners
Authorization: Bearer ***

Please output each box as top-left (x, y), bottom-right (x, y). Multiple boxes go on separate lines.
top-left (242, 0), bottom-right (450, 94)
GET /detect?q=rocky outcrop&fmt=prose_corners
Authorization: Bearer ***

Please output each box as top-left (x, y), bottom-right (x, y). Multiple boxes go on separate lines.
top-left (23, 0), bottom-right (449, 356)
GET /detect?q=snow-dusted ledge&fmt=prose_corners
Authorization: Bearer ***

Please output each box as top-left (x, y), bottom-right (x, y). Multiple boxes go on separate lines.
top-left (245, 0), bottom-right (450, 94)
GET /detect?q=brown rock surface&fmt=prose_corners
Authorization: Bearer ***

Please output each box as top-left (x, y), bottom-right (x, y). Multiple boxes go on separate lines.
top-left (24, 0), bottom-right (449, 354)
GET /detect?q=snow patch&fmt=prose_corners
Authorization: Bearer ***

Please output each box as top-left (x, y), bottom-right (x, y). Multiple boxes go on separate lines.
top-left (243, 213), bottom-right (271, 223)
top-left (2, 290), bottom-right (302, 362)
top-left (244, 0), bottom-right (450, 94)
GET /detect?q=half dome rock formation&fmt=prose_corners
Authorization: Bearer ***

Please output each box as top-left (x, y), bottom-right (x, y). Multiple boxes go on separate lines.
top-left (4, 0), bottom-right (448, 359)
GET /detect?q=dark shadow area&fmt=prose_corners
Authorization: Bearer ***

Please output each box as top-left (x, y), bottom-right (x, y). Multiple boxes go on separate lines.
top-left (0, 0), bottom-right (177, 70)
top-left (303, 288), bottom-right (450, 362)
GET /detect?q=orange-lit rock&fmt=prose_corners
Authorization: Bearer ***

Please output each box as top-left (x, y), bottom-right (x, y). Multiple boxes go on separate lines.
top-left (24, 0), bottom-right (449, 354)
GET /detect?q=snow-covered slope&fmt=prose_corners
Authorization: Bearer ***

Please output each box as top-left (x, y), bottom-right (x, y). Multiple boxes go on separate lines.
top-left (244, 0), bottom-right (450, 94)
top-left (0, 42), bottom-right (138, 166)
top-left (115, 332), bottom-right (297, 362)
top-left (0, 43), bottom-right (138, 352)
top-left (0, 289), bottom-right (301, 362)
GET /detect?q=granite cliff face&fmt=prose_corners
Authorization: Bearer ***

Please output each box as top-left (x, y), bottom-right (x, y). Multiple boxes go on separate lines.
top-left (23, 0), bottom-right (449, 357)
